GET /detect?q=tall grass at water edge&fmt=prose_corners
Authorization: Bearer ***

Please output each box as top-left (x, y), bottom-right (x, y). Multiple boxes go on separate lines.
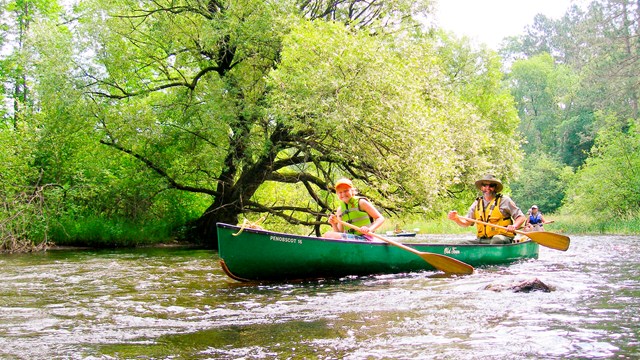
top-left (548, 213), bottom-right (640, 235)
top-left (47, 216), bottom-right (182, 248)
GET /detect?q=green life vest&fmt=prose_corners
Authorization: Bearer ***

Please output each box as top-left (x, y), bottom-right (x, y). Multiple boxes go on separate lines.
top-left (339, 196), bottom-right (373, 235)
top-left (474, 194), bottom-right (514, 238)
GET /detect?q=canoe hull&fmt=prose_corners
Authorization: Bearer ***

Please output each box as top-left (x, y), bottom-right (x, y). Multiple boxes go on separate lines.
top-left (217, 223), bottom-right (539, 282)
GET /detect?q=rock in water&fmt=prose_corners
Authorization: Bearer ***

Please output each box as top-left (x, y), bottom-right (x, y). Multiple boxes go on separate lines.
top-left (485, 278), bottom-right (553, 293)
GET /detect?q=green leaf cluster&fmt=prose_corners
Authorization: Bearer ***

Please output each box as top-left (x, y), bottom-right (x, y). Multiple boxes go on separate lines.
top-left (563, 115), bottom-right (640, 218)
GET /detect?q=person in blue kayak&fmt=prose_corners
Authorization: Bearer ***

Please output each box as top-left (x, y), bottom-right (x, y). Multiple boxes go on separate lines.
top-left (324, 178), bottom-right (385, 240)
top-left (524, 205), bottom-right (547, 232)
top-left (447, 174), bottom-right (526, 244)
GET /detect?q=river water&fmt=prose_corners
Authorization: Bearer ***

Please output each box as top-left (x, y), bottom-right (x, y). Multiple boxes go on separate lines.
top-left (0, 235), bottom-right (638, 359)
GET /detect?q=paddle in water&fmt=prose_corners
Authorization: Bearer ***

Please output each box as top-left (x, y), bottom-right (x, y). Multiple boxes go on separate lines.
top-left (337, 219), bottom-right (474, 275)
top-left (458, 216), bottom-right (570, 251)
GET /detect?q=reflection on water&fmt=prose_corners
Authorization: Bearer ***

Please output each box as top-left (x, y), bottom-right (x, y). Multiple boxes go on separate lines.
top-left (0, 236), bottom-right (638, 359)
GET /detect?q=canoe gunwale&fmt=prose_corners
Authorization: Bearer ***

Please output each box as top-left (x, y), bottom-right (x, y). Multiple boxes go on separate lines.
top-left (216, 222), bottom-right (532, 248)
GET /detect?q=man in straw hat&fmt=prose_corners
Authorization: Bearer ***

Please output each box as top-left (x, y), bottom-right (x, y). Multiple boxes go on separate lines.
top-left (324, 178), bottom-right (385, 240)
top-left (447, 174), bottom-right (525, 244)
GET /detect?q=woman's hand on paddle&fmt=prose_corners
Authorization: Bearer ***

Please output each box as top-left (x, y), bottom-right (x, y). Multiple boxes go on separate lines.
top-left (447, 211), bottom-right (459, 221)
top-left (359, 226), bottom-right (371, 234)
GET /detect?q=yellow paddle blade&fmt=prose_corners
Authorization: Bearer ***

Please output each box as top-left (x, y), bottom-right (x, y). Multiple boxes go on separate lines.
top-left (525, 231), bottom-right (570, 251)
top-left (458, 215), bottom-right (571, 251)
top-left (420, 253), bottom-right (474, 275)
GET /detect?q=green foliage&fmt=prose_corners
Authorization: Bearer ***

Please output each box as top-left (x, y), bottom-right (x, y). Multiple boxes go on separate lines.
top-left (298, 0), bottom-right (434, 29)
top-left (552, 213), bottom-right (640, 234)
top-left (562, 115), bottom-right (640, 218)
top-left (49, 215), bottom-right (175, 247)
top-left (499, 0), bottom-right (640, 231)
top-left (0, 121), bottom-right (53, 250)
top-left (575, 0), bottom-right (640, 121)
top-left (429, 32), bottom-right (523, 214)
top-left (267, 22), bottom-right (523, 219)
top-left (505, 0), bottom-right (640, 163)
top-left (57, 0), bottom-right (528, 242)
top-left (508, 53), bottom-right (593, 167)
top-left (6, 0), bottom-right (640, 250)
top-left (511, 152), bottom-right (573, 214)
top-left (0, 0), bottom-right (218, 249)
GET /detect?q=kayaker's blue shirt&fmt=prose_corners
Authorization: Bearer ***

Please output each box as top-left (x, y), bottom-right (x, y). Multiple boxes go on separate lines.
top-left (529, 212), bottom-right (543, 225)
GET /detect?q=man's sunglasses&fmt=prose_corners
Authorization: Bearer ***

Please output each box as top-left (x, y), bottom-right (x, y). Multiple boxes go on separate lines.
top-left (481, 183), bottom-right (496, 188)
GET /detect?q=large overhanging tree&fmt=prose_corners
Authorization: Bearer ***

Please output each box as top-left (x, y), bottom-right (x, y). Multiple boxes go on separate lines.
top-left (70, 0), bottom-right (518, 246)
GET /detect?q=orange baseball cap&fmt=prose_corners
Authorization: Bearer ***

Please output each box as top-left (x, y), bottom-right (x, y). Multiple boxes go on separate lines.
top-left (334, 178), bottom-right (353, 190)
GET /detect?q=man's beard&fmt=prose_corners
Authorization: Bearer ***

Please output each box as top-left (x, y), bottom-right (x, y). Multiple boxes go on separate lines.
top-left (483, 190), bottom-right (496, 197)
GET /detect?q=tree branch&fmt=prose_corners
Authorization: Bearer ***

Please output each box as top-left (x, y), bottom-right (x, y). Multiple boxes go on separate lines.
top-left (243, 199), bottom-right (327, 226)
top-left (99, 139), bottom-right (220, 196)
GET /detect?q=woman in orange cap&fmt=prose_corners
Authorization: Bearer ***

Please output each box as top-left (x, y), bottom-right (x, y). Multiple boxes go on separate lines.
top-left (324, 178), bottom-right (385, 240)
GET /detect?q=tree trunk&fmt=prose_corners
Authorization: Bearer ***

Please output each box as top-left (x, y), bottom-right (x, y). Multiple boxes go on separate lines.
top-left (189, 199), bottom-right (240, 249)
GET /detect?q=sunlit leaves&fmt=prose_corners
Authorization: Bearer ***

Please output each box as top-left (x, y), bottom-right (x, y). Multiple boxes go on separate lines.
top-left (511, 152), bottom-right (573, 213)
top-left (267, 21), bottom-right (512, 212)
top-left (435, 32), bottom-right (523, 189)
top-left (3, 0), bottom-right (534, 241)
top-left (508, 53), bottom-right (590, 166)
top-left (563, 115), bottom-right (640, 217)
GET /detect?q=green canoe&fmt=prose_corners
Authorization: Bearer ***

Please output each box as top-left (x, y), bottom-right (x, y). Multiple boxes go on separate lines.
top-left (217, 223), bottom-right (539, 282)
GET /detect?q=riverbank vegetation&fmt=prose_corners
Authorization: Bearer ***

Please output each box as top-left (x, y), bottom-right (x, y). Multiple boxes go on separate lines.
top-left (1, 0), bottom-right (639, 252)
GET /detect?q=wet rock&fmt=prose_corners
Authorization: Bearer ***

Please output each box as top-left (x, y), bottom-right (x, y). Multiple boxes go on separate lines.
top-left (485, 278), bottom-right (554, 293)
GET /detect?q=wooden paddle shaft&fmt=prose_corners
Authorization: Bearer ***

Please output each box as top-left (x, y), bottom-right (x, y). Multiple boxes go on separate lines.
top-left (459, 216), bottom-right (528, 236)
top-left (336, 219), bottom-right (474, 274)
top-left (338, 220), bottom-right (421, 255)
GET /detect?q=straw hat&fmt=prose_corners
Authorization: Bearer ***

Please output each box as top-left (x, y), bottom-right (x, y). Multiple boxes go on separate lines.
top-left (474, 174), bottom-right (503, 193)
